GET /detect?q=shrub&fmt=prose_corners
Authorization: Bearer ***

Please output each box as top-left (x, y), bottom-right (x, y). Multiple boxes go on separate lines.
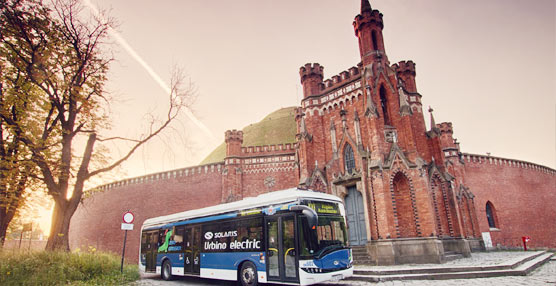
top-left (0, 250), bottom-right (139, 285)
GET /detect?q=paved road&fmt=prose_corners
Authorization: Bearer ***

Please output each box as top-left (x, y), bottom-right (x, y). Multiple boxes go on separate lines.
top-left (133, 261), bottom-right (556, 286)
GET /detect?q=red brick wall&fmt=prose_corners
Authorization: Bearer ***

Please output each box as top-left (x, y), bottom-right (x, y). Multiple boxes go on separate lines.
top-left (69, 164), bottom-right (223, 263)
top-left (69, 146), bottom-right (300, 263)
top-left (463, 154), bottom-right (556, 249)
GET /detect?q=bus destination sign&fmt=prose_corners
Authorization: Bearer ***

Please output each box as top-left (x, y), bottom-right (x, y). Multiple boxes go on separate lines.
top-left (307, 201), bottom-right (340, 215)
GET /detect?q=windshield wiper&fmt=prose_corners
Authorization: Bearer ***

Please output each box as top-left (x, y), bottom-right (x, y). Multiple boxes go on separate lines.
top-left (315, 244), bottom-right (345, 259)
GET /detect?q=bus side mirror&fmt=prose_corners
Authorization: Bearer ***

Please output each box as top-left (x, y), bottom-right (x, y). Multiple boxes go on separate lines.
top-left (290, 205), bottom-right (318, 230)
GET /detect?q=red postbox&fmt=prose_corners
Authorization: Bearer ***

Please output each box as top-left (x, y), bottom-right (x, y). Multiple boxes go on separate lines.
top-left (521, 236), bottom-right (531, 251)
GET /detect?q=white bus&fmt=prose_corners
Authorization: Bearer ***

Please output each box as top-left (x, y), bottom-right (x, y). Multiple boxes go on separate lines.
top-left (139, 188), bottom-right (353, 285)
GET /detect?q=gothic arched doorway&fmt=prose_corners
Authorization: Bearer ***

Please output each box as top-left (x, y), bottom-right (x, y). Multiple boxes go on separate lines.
top-left (345, 186), bottom-right (368, 246)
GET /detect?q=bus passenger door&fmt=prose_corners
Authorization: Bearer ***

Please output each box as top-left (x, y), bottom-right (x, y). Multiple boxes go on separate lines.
top-left (184, 225), bottom-right (201, 275)
top-left (144, 231), bottom-right (158, 272)
top-left (184, 227), bottom-right (193, 274)
top-left (266, 215), bottom-right (299, 283)
top-left (191, 225), bottom-right (201, 275)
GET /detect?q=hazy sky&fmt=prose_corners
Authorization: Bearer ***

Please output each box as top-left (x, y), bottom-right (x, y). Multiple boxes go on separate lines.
top-left (88, 0), bottom-right (555, 181)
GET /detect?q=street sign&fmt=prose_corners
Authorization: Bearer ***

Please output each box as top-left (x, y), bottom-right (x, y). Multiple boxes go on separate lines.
top-left (120, 211), bottom-right (135, 273)
top-left (121, 223), bottom-right (134, 230)
top-left (22, 223), bottom-right (33, 232)
top-left (122, 211), bottom-right (135, 224)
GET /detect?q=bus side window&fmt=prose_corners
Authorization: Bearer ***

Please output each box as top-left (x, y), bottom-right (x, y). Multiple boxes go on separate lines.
top-left (237, 218), bottom-right (262, 250)
top-left (174, 226), bottom-right (184, 245)
top-left (158, 230), bottom-right (165, 247)
top-left (141, 232), bottom-right (148, 250)
top-left (184, 228), bottom-right (191, 248)
top-left (192, 226), bottom-right (200, 247)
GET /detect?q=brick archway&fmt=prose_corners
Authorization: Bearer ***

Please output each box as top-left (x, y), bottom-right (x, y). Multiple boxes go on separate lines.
top-left (391, 172), bottom-right (419, 238)
top-left (431, 175), bottom-right (452, 237)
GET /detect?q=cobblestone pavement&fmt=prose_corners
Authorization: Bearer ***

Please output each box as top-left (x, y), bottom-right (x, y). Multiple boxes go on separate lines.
top-left (133, 252), bottom-right (556, 286)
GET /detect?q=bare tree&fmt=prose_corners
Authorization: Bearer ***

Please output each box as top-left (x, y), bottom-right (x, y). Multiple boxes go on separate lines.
top-left (0, 0), bottom-right (194, 250)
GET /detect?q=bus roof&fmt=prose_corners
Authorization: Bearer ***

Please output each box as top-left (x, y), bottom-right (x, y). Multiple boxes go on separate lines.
top-left (141, 188), bottom-right (342, 229)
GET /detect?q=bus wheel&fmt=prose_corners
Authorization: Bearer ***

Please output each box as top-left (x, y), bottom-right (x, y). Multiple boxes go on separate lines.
top-left (161, 260), bottom-right (173, 281)
top-left (239, 261), bottom-right (258, 286)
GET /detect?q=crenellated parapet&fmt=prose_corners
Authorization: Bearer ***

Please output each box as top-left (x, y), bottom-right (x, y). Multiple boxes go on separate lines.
top-left (95, 162), bottom-right (225, 192)
top-left (225, 129), bottom-right (243, 157)
top-left (225, 129), bottom-right (243, 143)
top-left (241, 143), bottom-right (295, 155)
top-left (437, 122), bottom-right (453, 134)
top-left (322, 66), bottom-right (361, 90)
top-left (353, 8), bottom-right (384, 34)
top-left (463, 153), bottom-right (556, 175)
top-left (393, 60), bottom-right (416, 75)
top-left (299, 63), bottom-right (324, 98)
top-left (299, 64), bottom-right (364, 116)
top-left (393, 60), bottom-right (418, 93)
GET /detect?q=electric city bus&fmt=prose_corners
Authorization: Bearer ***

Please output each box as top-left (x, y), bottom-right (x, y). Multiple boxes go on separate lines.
top-left (139, 188), bottom-right (353, 285)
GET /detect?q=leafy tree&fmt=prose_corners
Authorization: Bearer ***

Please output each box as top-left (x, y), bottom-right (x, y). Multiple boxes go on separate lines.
top-left (0, 91), bottom-right (37, 247)
top-left (0, 0), bottom-right (193, 250)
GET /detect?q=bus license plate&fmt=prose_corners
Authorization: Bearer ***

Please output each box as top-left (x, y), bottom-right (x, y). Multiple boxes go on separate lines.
top-left (331, 274), bottom-right (343, 281)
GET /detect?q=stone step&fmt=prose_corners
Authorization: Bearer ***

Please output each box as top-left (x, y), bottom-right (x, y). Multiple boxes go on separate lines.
top-left (444, 253), bottom-right (464, 262)
top-left (347, 252), bottom-right (553, 282)
top-left (351, 248), bottom-right (366, 253)
top-left (353, 251), bottom-right (546, 276)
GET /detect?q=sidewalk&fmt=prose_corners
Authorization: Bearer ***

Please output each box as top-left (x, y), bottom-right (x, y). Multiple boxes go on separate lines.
top-left (327, 251), bottom-right (556, 285)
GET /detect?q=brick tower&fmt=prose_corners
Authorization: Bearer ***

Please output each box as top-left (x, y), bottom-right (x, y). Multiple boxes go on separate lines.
top-left (222, 130), bottom-right (244, 202)
top-left (295, 0), bottom-right (483, 265)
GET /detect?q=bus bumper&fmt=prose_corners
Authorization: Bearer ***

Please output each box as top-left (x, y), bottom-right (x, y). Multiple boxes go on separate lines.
top-left (299, 266), bottom-right (353, 285)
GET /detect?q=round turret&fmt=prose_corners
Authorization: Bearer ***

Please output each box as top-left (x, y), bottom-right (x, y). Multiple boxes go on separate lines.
top-left (299, 63), bottom-right (324, 98)
top-left (353, 0), bottom-right (387, 64)
top-left (394, 61), bottom-right (417, 92)
top-left (225, 129), bottom-right (244, 157)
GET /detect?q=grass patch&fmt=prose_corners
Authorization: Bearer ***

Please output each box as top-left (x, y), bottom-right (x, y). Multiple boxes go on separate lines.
top-left (0, 250), bottom-right (139, 286)
top-left (200, 106), bottom-right (297, 164)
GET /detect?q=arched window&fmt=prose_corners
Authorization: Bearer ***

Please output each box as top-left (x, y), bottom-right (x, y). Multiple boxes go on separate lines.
top-left (371, 30), bottom-right (379, 51)
top-left (344, 144), bottom-right (355, 173)
top-left (379, 85), bottom-right (390, 125)
top-left (486, 201), bottom-right (497, 228)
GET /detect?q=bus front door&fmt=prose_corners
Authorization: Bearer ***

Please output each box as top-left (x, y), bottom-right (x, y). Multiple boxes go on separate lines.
top-left (144, 231), bottom-right (158, 272)
top-left (184, 225), bottom-right (201, 275)
top-left (266, 215), bottom-right (299, 283)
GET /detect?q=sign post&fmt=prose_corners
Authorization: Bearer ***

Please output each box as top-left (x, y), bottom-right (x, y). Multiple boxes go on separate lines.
top-left (19, 223), bottom-right (32, 249)
top-left (121, 211), bottom-right (134, 273)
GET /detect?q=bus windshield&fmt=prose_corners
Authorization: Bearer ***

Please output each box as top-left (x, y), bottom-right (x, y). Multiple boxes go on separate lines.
top-left (298, 215), bottom-right (348, 259)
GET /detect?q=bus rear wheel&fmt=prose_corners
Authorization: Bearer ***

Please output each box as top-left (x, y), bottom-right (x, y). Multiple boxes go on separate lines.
top-left (161, 260), bottom-right (173, 281)
top-left (239, 261), bottom-right (258, 286)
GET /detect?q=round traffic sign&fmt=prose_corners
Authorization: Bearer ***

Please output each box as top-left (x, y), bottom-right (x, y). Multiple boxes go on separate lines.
top-left (122, 211), bottom-right (135, 224)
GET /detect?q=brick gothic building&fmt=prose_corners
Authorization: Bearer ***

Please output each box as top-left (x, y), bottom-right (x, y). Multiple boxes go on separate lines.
top-left (294, 0), bottom-right (483, 264)
top-left (70, 0), bottom-right (555, 265)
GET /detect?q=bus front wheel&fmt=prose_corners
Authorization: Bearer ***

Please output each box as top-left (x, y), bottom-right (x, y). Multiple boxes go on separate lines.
top-left (161, 260), bottom-right (173, 281)
top-left (239, 261), bottom-right (258, 286)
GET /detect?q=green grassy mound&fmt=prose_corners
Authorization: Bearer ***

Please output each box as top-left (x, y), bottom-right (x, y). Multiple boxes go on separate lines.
top-left (200, 106), bottom-right (298, 164)
top-left (0, 250), bottom-right (139, 286)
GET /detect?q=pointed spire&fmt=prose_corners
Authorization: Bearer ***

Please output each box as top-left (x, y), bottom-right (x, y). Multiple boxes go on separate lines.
top-left (428, 106), bottom-right (436, 128)
top-left (361, 0), bottom-right (372, 13)
top-left (428, 106), bottom-right (440, 136)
